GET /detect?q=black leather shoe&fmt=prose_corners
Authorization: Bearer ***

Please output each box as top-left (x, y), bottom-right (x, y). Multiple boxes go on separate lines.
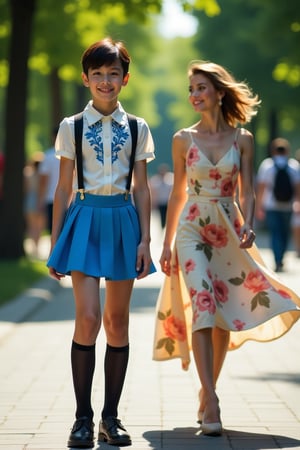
top-left (67, 416), bottom-right (94, 448)
top-left (98, 416), bottom-right (131, 446)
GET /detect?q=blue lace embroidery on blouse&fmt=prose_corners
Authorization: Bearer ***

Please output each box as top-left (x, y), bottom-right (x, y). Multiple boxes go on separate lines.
top-left (85, 119), bottom-right (129, 165)
top-left (85, 121), bottom-right (103, 163)
top-left (112, 120), bottom-right (129, 163)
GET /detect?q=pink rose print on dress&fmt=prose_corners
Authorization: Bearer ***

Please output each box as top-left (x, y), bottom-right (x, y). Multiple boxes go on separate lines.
top-left (221, 177), bottom-right (233, 196)
top-left (228, 270), bottom-right (271, 311)
top-left (156, 309), bottom-right (187, 356)
top-left (189, 287), bottom-right (197, 299)
top-left (209, 168), bottom-right (222, 180)
top-left (232, 164), bottom-right (238, 175)
top-left (244, 270), bottom-right (271, 293)
top-left (187, 146), bottom-right (200, 167)
top-left (212, 278), bottom-right (229, 304)
top-left (185, 258), bottom-right (196, 274)
top-left (186, 203), bottom-right (200, 221)
top-left (206, 268), bottom-right (213, 279)
top-left (200, 223), bottom-right (228, 248)
top-left (196, 216), bottom-right (228, 261)
top-left (277, 289), bottom-right (291, 299)
top-left (163, 315), bottom-right (186, 341)
top-left (233, 319), bottom-right (246, 331)
top-left (192, 308), bottom-right (200, 324)
top-left (195, 290), bottom-right (216, 314)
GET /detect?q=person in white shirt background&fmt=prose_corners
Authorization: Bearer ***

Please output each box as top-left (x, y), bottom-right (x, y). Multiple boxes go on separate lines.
top-left (256, 137), bottom-right (300, 271)
top-left (38, 126), bottom-right (60, 233)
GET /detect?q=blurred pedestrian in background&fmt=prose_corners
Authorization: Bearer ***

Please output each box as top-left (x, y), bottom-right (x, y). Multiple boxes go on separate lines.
top-left (150, 163), bottom-right (173, 229)
top-left (291, 148), bottom-right (300, 257)
top-left (38, 127), bottom-right (60, 233)
top-left (256, 137), bottom-right (300, 271)
top-left (23, 152), bottom-right (46, 257)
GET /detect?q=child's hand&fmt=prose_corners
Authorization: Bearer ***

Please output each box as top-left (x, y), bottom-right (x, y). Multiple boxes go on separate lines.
top-left (49, 266), bottom-right (65, 281)
top-left (136, 242), bottom-right (152, 279)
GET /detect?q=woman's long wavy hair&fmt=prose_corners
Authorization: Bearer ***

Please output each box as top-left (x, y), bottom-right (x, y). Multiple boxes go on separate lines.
top-left (188, 60), bottom-right (261, 127)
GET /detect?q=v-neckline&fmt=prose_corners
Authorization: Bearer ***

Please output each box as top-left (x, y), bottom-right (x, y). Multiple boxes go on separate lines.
top-left (190, 128), bottom-right (239, 166)
top-left (198, 145), bottom-right (234, 167)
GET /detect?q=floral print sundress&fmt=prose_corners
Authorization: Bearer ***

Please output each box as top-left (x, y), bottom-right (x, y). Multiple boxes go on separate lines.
top-left (153, 128), bottom-right (300, 370)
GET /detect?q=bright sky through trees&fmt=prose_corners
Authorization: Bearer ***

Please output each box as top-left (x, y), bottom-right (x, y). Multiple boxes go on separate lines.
top-left (158, 0), bottom-right (198, 38)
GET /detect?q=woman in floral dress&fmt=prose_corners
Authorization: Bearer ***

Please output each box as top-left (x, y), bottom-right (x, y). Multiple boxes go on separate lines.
top-left (153, 60), bottom-right (300, 436)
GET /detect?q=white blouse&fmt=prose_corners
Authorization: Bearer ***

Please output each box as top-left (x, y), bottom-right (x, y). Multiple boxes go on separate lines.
top-left (55, 100), bottom-right (155, 195)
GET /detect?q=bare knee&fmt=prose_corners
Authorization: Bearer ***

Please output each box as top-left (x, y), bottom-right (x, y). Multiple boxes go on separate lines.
top-left (75, 310), bottom-right (101, 344)
top-left (103, 312), bottom-right (129, 344)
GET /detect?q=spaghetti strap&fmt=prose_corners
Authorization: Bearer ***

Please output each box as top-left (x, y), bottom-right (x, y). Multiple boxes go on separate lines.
top-left (188, 129), bottom-right (196, 148)
top-left (234, 127), bottom-right (241, 144)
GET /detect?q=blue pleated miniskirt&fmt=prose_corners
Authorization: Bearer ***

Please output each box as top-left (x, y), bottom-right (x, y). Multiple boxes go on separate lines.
top-left (47, 193), bottom-right (156, 280)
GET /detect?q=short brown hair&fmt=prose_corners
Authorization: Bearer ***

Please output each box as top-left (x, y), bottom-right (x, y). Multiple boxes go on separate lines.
top-left (81, 37), bottom-right (130, 77)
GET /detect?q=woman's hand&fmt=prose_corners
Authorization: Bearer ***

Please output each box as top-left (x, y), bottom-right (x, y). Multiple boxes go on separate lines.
top-left (239, 223), bottom-right (256, 249)
top-left (159, 245), bottom-right (173, 276)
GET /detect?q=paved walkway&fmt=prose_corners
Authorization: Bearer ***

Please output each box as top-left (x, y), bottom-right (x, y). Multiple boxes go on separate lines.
top-left (1, 213), bottom-right (300, 449)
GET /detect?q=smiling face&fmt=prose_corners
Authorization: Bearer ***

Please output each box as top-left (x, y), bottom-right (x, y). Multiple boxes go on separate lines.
top-left (81, 60), bottom-right (129, 111)
top-left (188, 73), bottom-right (222, 114)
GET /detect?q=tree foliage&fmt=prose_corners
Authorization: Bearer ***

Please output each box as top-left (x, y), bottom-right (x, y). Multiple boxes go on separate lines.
top-left (192, 0), bottom-right (300, 157)
top-left (0, 0), bottom-right (214, 259)
top-left (2, 0), bottom-right (299, 259)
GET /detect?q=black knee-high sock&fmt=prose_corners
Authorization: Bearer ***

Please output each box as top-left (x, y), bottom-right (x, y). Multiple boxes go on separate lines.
top-left (71, 340), bottom-right (95, 419)
top-left (102, 343), bottom-right (129, 419)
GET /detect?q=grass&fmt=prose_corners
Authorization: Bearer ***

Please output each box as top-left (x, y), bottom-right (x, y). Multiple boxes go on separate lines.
top-left (0, 257), bottom-right (49, 308)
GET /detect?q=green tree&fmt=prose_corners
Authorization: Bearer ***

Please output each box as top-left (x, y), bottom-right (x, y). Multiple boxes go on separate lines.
top-left (191, 0), bottom-right (300, 161)
top-left (0, 0), bottom-right (216, 258)
top-left (1, 0), bottom-right (36, 258)
top-left (0, 0), bottom-right (164, 258)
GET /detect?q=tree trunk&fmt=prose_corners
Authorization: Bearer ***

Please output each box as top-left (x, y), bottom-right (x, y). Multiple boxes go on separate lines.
top-left (50, 67), bottom-right (63, 129)
top-left (0, 0), bottom-right (36, 258)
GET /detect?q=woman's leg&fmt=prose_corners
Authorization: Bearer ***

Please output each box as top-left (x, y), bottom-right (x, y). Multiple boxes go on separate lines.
top-left (212, 327), bottom-right (230, 382)
top-left (192, 328), bottom-right (220, 424)
top-left (101, 279), bottom-right (134, 419)
top-left (71, 272), bottom-right (101, 419)
top-left (198, 327), bottom-right (229, 418)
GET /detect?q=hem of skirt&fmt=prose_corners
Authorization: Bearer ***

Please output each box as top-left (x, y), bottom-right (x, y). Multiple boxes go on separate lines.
top-left (46, 265), bottom-right (156, 280)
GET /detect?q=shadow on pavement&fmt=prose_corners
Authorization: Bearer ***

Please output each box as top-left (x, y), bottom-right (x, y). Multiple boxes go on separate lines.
top-left (232, 372), bottom-right (300, 385)
top-left (143, 428), bottom-right (300, 449)
top-left (0, 284), bottom-right (159, 323)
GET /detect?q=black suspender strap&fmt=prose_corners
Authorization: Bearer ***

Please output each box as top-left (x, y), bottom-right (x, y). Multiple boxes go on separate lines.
top-left (125, 113), bottom-right (138, 200)
top-left (74, 112), bottom-right (138, 201)
top-left (74, 112), bottom-right (84, 199)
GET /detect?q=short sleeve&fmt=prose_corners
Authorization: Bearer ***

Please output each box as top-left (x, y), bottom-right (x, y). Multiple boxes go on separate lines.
top-left (135, 117), bottom-right (155, 163)
top-left (55, 117), bottom-right (76, 160)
